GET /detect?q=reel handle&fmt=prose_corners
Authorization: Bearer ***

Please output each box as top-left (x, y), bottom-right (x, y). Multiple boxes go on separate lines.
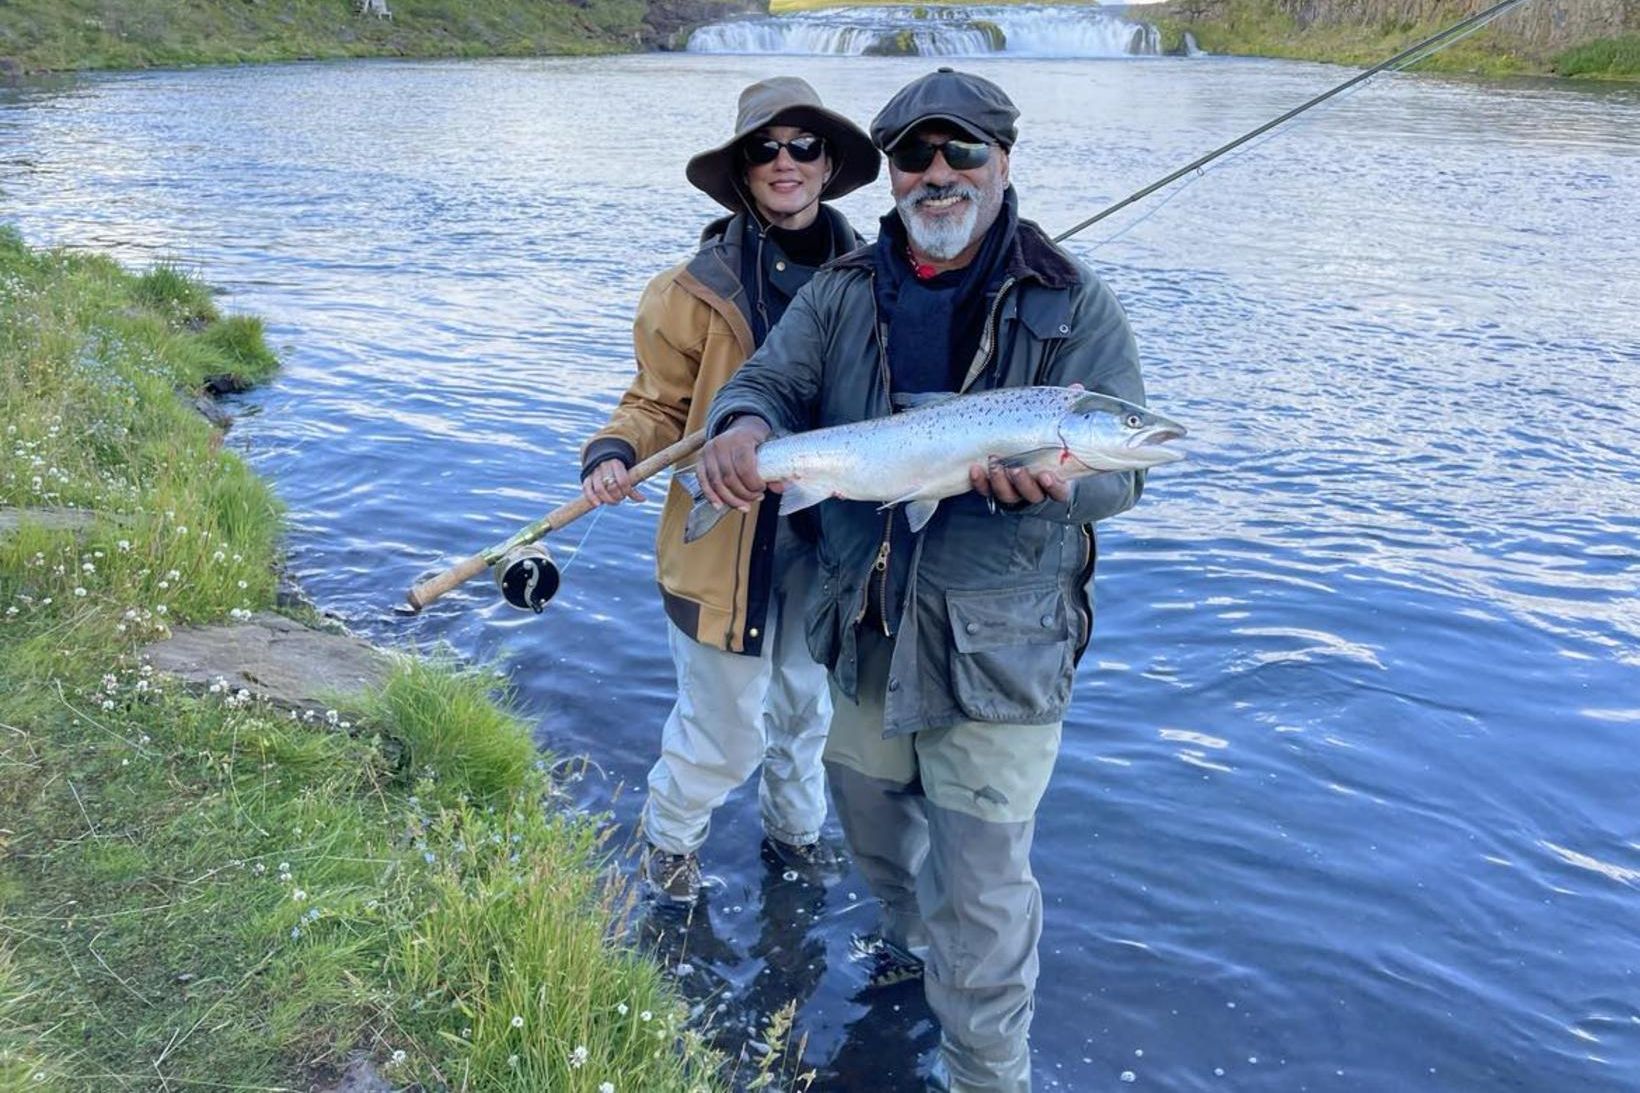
top-left (404, 429), bottom-right (706, 613)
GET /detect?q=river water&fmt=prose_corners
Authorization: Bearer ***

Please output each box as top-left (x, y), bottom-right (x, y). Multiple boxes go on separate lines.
top-left (3, 43), bottom-right (1639, 1093)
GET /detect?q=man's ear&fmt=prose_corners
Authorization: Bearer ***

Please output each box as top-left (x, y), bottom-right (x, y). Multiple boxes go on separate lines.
top-left (997, 148), bottom-right (1011, 187)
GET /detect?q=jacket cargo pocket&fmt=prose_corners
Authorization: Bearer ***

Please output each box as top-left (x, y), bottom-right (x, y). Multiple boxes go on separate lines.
top-left (946, 585), bottom-right (1074, 724)
top-left (805, 572), bottom-right (844, 672)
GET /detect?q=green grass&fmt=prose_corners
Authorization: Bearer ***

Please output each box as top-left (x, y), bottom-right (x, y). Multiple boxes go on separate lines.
top-left (0, 225), bottom-right (726, 1090)
top-left (0, 0), bottom-right (652, 74)
top-left (1552, 34), bottom-right (1640, 78)
top-left (1164, 0), bottom-right (1632, 80)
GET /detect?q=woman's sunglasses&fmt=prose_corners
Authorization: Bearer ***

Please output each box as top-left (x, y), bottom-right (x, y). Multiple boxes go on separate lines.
top-left (742, 135), bottom-right (827, 165)
top-left (889, 137), bottom-right (992, 173)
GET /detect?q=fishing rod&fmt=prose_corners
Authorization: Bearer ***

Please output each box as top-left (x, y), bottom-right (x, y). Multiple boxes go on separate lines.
top-left (405, 0), bottom-right (1532, 615)
top-left (1053, 0), bottom-right (1535, 244)
top-left (404, 430), bottom-right (704, 613)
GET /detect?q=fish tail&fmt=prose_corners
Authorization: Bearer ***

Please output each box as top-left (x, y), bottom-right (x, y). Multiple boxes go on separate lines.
top-left (683, 497), bottom-right (729, 543)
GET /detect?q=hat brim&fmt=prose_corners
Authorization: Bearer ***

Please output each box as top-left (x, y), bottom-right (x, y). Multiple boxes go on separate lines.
top-left (879, 114), bottom-right (996, 152)
top-left (686, 104), bottom-right (881, 214)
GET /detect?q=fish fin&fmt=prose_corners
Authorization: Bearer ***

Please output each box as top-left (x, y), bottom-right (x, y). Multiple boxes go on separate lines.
top-left (1068, 390), bottom-right (1142, 415)
top-left (777, 481), bottom-right (831, 516)
top-left (904, 498), bottom-right (940, 533)
top-left (891, 391), bottom-right (959, 412)
top-left (673, 467), bottom-right (703, 500)
top-left (682, 498), bottom-right (730, 544)
top-left (994, 447), bottom-right (1064, 471)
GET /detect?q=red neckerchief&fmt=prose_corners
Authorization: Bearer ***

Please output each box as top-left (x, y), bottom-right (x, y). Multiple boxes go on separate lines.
top-left (906, 245), bottom-right (939, 282)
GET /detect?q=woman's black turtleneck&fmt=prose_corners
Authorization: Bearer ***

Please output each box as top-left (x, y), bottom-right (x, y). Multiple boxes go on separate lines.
top-left (766, 214), bottom-right (837, 270)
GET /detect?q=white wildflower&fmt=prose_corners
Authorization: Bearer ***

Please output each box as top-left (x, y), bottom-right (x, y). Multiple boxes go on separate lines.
top-left (511, 1014), bottom-right (524, 1029)
top-left (568, 1045), bottom-right (588, 1069)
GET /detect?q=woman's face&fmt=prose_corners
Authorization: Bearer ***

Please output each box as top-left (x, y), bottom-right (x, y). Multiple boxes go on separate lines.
top-left (742, 124), bottom-right (830, 229)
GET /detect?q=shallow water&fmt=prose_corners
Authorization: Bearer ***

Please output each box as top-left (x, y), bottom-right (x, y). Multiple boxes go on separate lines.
top-left (3, 51), bottom-right (1639, 1091)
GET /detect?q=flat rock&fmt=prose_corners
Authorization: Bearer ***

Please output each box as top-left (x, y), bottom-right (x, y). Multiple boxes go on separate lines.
top-left (311, 1057), bottom-right (394, 1093)
top-left (143, 612), bottom-right (390, 710)
top-left (0, 507), bottom-right (103, 536)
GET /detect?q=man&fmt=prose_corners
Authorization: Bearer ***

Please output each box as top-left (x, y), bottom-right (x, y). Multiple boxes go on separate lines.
top-left (696, 68), bottom-right (1149, 1092)
top-left (580, 78), bottom-right (879, 906)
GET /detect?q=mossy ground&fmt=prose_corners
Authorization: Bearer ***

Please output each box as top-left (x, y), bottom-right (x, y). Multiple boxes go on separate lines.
top-left (0, 0), bottom-right (648, 74)
top-left (0, 226), bottom-right (729, 1091)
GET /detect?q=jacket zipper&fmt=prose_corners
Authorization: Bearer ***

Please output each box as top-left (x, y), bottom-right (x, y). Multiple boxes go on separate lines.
top-left (853, 308), bottom-right (897, 634)
top-left (959, 276), bottom-right (1017, 394)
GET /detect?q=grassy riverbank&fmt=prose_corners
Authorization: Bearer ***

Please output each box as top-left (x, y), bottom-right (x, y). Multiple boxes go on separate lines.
top-left (0, 227), bottom-right (724, 1090)
top-left (1158, 1), bottom-right (1640, 79)
top-left (0, 0), bottom-right (650, 74)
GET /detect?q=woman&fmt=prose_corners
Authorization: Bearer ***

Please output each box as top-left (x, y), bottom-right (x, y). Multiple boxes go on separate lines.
top-left (580, 78), bottom-right (878, 906)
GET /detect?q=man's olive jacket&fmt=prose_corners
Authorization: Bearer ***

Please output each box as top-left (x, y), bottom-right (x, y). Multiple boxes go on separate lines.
top-left (707, 212), bottom-right (1149, 736)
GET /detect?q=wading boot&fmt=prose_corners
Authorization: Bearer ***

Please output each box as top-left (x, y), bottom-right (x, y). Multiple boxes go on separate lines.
top-left (851, 932), bottom-right (925, 991)
top-left (761, 834), bottom-right (845, 884)
top-left (643, 844), bottom-right (703, 908)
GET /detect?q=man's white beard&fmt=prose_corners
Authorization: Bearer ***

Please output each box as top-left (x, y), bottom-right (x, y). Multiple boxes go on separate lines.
top-left (898, 182), bottom-right (991, 261)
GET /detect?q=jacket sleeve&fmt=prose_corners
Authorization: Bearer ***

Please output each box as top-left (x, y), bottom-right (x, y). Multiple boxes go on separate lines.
top-left (579, 272), bottom-right (698, 477)
top-left (1015, 275), bottom-right (1148, 526)
top-left (705, 277), bottom-right (828, 437)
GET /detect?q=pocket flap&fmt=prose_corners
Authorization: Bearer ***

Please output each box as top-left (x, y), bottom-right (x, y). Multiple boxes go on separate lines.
top-left (947, 585), bottom-right (1070, 653)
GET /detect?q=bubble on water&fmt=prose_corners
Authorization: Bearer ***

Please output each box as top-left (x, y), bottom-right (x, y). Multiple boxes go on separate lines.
top-left (1120, 1071), bottom-right (1136, 1083)
top-left (1213, 1068), bottom-right (1224, 1077)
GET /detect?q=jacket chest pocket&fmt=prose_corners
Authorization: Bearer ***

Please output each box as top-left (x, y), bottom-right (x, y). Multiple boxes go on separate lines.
top-left (945, 585), bottom-right (1074, 724)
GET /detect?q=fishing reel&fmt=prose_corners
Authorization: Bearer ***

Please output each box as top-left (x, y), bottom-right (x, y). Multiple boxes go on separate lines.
top-left (492, 542), bottom-right (561, 613)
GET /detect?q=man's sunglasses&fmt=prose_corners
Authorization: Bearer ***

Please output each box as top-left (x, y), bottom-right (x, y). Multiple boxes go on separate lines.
top-left (889, 137), bottom-right (993, 173)
top-left (742, 135), bottom-right (827, 165)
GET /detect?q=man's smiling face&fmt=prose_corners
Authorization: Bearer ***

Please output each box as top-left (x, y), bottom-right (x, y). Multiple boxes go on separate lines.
top-left (889, 123), bottom-right (1009, 263)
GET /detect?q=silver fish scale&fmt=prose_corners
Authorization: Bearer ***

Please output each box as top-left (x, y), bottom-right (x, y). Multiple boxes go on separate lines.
top-left (756, 387), bottom-right (1103, 504)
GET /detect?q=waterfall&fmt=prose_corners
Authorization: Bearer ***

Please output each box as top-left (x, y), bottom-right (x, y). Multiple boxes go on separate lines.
top-left (686, 4), bottom-right (1176, 58)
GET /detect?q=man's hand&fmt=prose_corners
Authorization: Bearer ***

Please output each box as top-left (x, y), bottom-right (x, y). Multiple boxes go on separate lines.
top-left (698, 416), bottom-right (775, 511)
top-left (969, 460), bottom-right (1073, 507)
top-left (582, 457), bottom-right (645, 507)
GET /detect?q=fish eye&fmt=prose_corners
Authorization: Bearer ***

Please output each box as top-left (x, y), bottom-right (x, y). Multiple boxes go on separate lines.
top-left (1124, 413), bottom-right (1143, 429)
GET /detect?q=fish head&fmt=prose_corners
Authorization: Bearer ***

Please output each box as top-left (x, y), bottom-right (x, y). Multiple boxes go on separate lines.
top-left (1059, 392), bottom-right (1188, 471)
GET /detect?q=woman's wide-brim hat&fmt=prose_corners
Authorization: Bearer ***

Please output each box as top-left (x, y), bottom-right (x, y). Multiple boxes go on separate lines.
top-left (686, 77), bottom-right (880, 213)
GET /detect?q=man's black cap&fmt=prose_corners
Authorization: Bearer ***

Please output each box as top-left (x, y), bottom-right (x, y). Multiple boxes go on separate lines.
top-left (870, 66), bottom-right (1020, 153)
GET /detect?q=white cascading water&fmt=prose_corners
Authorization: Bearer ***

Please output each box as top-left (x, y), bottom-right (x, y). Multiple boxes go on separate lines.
top-left (686, 4), bottom-right (1175, 58)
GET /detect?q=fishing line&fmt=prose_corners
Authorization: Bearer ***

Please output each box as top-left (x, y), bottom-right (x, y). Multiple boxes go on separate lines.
top-left (1055, 0), bottom-right (1535, 247)
top-left (555, 501), bottom-right (606, 576)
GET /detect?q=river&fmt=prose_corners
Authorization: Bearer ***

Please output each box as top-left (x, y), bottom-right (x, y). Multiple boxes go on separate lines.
top-left (2, 35), bottom-right (1638, 1093)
